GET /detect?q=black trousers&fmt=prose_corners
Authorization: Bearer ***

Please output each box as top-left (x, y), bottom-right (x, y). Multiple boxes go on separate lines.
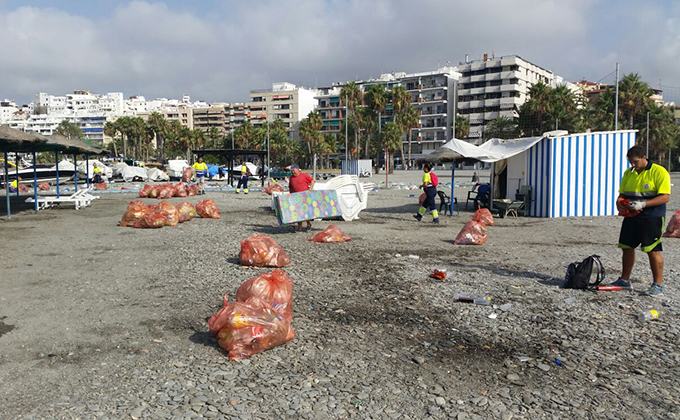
top-left (237, 176), bottom-right (249, 189)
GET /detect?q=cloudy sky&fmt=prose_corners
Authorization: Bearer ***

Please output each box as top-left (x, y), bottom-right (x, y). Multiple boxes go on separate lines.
top-left (1, 0), bottom-right (679, 105)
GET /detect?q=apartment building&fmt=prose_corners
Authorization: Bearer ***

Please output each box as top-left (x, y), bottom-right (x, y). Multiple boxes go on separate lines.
top-left (249, 82), bottom-right (319, 140)
top-left (457, 55), bottom-right (559, 143)
top-left (193, 103), bottom-right (228, 134)
top-left (0, 100), bottom-right (18, 123)
top-left (315, 86), bottom-right (344, 137)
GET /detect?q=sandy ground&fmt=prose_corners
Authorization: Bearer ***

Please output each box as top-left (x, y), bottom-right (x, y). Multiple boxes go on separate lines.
top-left (0, 170), bottom-right (679, 420)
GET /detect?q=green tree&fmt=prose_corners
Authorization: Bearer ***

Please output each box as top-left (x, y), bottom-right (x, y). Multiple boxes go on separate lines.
top-left (340, 82), bottom-right (363, 158)
top-left (103, 120), bottom-right (120, 156)
top-left (299, 110), bottom-right (323, 166)
top-left (382, 122), bottom-right (405, 173)
top-left (147, 112), bottom-right (168, 161)
top-left (56, 120), bottom-right (85, 141)
top-left (395, 105), bottom-right (419, 168)
top-left (485, 116), bottom-right (518, 139)
top-left (207, 127), bottom-right (222, 149)
top-left (364, 84), bottom-right (388, 160)
top-left (619, 73), bottom-right (653, 129)
top-left (233, 121), bottom-right (254, 149)
top-left (455, 115), bottom-right (470, 139)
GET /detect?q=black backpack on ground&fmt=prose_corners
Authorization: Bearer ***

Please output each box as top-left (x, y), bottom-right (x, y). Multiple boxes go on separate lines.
top-left (564, 255), bottom-right (605, 289)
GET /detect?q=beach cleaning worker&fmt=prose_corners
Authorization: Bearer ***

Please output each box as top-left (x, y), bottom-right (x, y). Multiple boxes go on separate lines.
top-left (192, 157), bottom-right (208, 195)
top-left (413, 163), bottom-right (440, 224)
top-left (236, 161), bottom-right (250, 194)
top-left (608, 145), bottom-right (671, 295)
top-left (92, 163), bottom-right (103, 184)
top-left (9, 177), bottom-right (21, 193)
top-left (289, 164), bottom-right (315, 232)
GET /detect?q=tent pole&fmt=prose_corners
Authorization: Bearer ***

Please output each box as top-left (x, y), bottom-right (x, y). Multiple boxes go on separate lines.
top-left (74, 154), bottom-right (78, 192)
top-left (450, 162), bottom-right (455, 216)
top-left (32, 152), bottom-right (38, 212)
top-left (55, 151), bottom-right (60, 198)
top-left (15, 152), bottom-right (19, 197)
top-left (4, 152), bottom-right (10, 219)
top-left (86, 153), bottom-right (90, 189)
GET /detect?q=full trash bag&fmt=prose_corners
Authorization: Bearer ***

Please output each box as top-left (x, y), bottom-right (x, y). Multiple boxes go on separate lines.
top-left (187, 184), bottom-right (199, 196)
top-left (196, 198), bottom-right (221, 218)
top-left (134, 211), bottom-right (167, 229)
top-left (176, 201), bottom-right (197, 223)
top-left (236, 269), bottom-right (294, 320)
top-left (120, 201), bottom-right (149, 227)
top-left (663, 210), bottom-right (680, 238)
top-left (309, 225), bottom-right (352, 243)
top-left (139, 184), bottom-right (153, 198)
top-left (472, 207), bottom-right (494, 226)
top-left (18, 184), bottom-right (30, 194)
top-left (158, 184), bottom-right (175, 199)
top-left (173, 182), bottom-right (188, 197)
top-left (208, 295), bottom-right (295, 360)
top-left (155, 201), bottom-right (180, 226)
top-left (239, 234), bottom-right (291, 267)
top-left (149, 185), bottom-right (161, 199)
top-left (182, 167), bottom-right (193, 183)
top-left (454, 221), bottom-right (488, 245)
top-left (39, 182), bottom-right (50, 191)
top-left (264, 183), bottom-right (284, 195)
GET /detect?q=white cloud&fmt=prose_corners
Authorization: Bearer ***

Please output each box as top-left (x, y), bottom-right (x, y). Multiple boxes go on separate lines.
top-left (0, 0), bottom-right (677, 105)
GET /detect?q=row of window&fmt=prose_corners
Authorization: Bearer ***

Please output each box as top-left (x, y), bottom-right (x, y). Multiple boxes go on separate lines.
top-left (462, 65), bottom-right (520, 76)
top-left (459, 91), bottom-right (520, 101)
top-left (461, 79), bottom-right (519, 89)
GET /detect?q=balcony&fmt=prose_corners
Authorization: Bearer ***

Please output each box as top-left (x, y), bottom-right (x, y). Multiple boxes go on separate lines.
top-left (485, 98), bottom-right (500, 107)
top-left (501, 70), bottom-right (522, 80)
top-left (484, 111), bottom-right (500, 120)
top-left (469, 100), bottom-right (484, 108)
top-left (500, 84), bottom-right (518, 92)
top-left (470, 87), bottom-right (486, 95)
top-left (470, 74), bottom-right (485, 83)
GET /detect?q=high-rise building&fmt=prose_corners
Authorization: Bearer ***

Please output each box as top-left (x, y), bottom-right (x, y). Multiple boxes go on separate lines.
top-left (249, 82), bottom-right (319, 140)
top-left (193, 104), bottom-right (228, 134)
top-left (457, 55), bottom-right (568, 143)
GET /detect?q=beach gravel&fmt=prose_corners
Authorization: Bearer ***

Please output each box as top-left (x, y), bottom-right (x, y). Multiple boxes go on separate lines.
top-left (0, 170), bottom-right (679, 419)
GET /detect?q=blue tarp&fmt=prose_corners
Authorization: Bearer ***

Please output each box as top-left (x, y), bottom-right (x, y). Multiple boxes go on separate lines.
top-left (208, 164), bottom-right (221, 178)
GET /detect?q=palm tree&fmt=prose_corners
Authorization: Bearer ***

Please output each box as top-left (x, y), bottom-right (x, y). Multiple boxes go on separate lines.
top-left (391, 86), bottom-right (412, 114)
top-left (103, 120), bottom-right (120, 157)
top-left (233, 121), bottom-right (253, 149)
top-left (381, 122), bottom-right (405, 173)
top-left (395, 105), bottom-right (419, 168)
top-left (485, 116), bottom-right (518, 139)
top-left (619, 73), bottom-right (653, 129)
top-left (207, 126), bottom-right (221, 148)
top-left (364, 84), bottom-right (388, 160)
top-left (455, 115), bottom-right (470, 139)
top-left (340, 82), bottom-right (363, 158)
top-left (147, 112), bottom-right (168, 161)
top-left (356, 107), bottom-right (376, 158)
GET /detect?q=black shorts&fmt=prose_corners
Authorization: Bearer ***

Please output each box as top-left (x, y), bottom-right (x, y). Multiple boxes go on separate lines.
top-left (618, 217), bottom-right (664, 252)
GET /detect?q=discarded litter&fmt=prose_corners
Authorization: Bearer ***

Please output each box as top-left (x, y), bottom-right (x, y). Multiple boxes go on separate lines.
top-left (595, 285), bottom-right (622, 291)
top-left (429, 269), bottom-right (447, 280)
top-left (637, 310), bottom-right (660, 322)
top-left (563, 297), bottom-right (576, 304)
top-left (517, 356), bottom-right (531, 362)
top-left (488, 313), bottom-right (498, 319)
top-left (454, 293), bottom-right (491, 306)
top-left (499, 303), bottom-right (513, 312)
top-left (394, 253), bottom-right (402, 258)
top-left (408, 254), bottom-right (420, 260)
top-left (508, 286), bottom-right (525, 296)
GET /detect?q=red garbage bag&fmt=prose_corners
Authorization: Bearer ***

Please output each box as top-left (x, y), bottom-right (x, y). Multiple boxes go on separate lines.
top-left (182, 167), bottom-right (193, 183)
top-left (94, 183), bottom-right (107, 190)
top-left (149, 185), bottom-right (161, 198)
top-left (158, 184), bottom-right (175, 199)
top-left (139, 184), bottom-right (153, 198)
top-left (264, 183), bottom-right (285, 195)
top-left (454, 221), bottom-right (488, 245)
top-left (617, 197), bottom-right (642, 218)
top-left (173, 182), bottom-right (188, 197)
top-left (663, 210), bottom-right (680, 238)
top-left (418, 193), bottom-right (426, 206)
top-left (18, 184), bottom-right (30, 193)
top-left (187, 184), bottom-right (199, 196)
top-left (196, 198), bottom-right (221, 219)
top-left (155, 201), bottom-right (180, 226)
top-left (208, 296), bottom-right (295, 360)
top-left (120, 201), bottom-right (149, 227)
top-left (39, 182), bottom-right (50, 191)
top-left (309, 225), bottom-right (352, 243)
top-left (176, 201), bottom-right (197, 223)
top-left (236, 269), bottom-right (294, 320)
top-left (239, 234), bottom-right (291, 267)
top-left (472, 207), bottom-right (494, 226)
top-left (134, 212), bottom-right (166, 229)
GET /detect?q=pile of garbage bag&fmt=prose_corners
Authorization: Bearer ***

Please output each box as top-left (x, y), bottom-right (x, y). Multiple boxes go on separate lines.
top-left (309, 225), bottom-right (352, 243)
top-left (139, 182), bottom-right (198, 199)
top-left (264, 183), bottom-right (285, 195)
top-left (239, 234), bottom-right (291, 267)
top-left (663, 210), bottom-right (680, 238)
top-left (119, 199), bottom-right (220, 228)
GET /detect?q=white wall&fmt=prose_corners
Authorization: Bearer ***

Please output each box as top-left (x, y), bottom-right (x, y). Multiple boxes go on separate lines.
top-left (505, 152), bottom-right (527, 198)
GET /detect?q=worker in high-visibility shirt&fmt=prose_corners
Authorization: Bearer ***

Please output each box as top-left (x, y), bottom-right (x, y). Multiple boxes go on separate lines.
top-left (92, 163), bottom-right (103, 184)
top-left (236, 161), bottom-right (250, 194)
top-left (192, 157), bottom-right (208, 195)
top-left (9, 177), bottom-right (21, 193)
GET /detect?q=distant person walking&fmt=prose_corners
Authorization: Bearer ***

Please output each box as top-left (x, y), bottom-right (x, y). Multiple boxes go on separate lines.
top-left (413, 163), bottom-right (440, 224)
top-left (288, 164), bottom-right (315, 232)
top-left (608, 145), bottom-right (671, 295)
top-left (236, 161), bottom-right (250, 194)
top-left (92, 163), bottom-right (103, 184)
top-left (192, 157), bottom-right (208, 195)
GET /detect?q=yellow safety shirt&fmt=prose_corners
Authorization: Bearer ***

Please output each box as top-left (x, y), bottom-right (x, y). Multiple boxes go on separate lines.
top-left (619, 161), bottom-right (671, 218)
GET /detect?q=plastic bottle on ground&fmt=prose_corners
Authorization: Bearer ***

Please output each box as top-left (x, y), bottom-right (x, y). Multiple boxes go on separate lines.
top-left (454, 293), bottom-right (491, 306)
top-left (637, 310), bottom-right (660, 322)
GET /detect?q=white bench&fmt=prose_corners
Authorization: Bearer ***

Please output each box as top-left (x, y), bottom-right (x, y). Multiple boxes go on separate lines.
top-left (26, 187), bottom-right (99, 210)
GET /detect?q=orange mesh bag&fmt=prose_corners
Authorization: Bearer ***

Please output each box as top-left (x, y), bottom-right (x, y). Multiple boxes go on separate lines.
top-left (120, 202), bottom-right (149, 227)
top-left (139, 184), bottom-right (153, 198)
top-left (18, 184), bottom-right (30, 193)
top-left (236, 269), bottom-right (294, 320)
top-left (176, 201), bottom-right (197, 223)
top-left (182, 167), bottom-right (193, 183)
top-left (149, 185), bottom-right (161, 198)
top-left (94, 183), bottom-right (107, 190)
top-left (239, 234), bottom-right (291, 267)
top-left (617, 197), bottom-right (642, 218)
top-left (39, 182), bottom-right (50, 191)
top-left (196, 198), bottom-right (221, 219)
top-left (155, 201), bottom-right (180, 226)
top-left (663, 210), bottom-right (680, 238)
top-left (419, 193), bottom-right (426, 206)
top-left (208, 295), bottom-right (295, 360)
top-left (472, 207), bottom-right (494, 226)
top-left (264, 183), bottom-right (284, 195)
top-left (454, 221), bottom-right (488, 245)
top-left (187, 184), bottom-right (199, 196)
top-left (134, 211), bottom-right (166, 229)
top-left (158, 184), bottom-right (175, 199)
top-left (309, 225), bottom-right (352, 243)
top-left (173, 182), bottom-right (188, 197)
